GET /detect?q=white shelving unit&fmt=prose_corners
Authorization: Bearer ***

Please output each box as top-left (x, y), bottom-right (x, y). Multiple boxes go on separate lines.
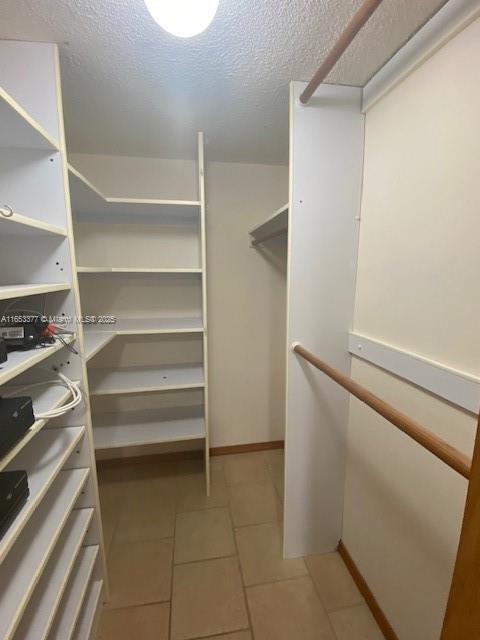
top-left (48, 545), bottom-right (99, 640)
top-left (84, 317), bottom-right (204, 360)
top-left (89, 363), bottom-right (205, 396)
top-left (15, 508), bottom-right (94, 640)
top-left (72, 579), bottom-right (104, 640)
top-left (0, 283), bottom-right (71, 301)
top-left (0, 336), bottom-right (76, 387)
top-left (0, 210), bottom-right (67, 237)
top-left (0, 87), bottom-right (59, 151)
top-left (0, 470), bottom-right (89, 640)
top-left (0, 382), bottom-right (79, 471)
top-left (93, 407), bottom-right (205, 450)
top-left (0, 40), bottom-right (106, 640)
top-left (249, 203), bottom-right (289, 246)
top-left (69, 133), bottom-right (210, 493)
top-left (77, 266), bottom-right (202, 274)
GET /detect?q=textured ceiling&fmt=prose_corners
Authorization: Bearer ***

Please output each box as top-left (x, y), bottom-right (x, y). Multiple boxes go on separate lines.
top-left (0, 0), bottom-right (447, 163)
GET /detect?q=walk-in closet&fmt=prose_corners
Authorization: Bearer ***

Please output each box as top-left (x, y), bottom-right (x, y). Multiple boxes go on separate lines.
top-left (0, 1), bottom-right (479, 639)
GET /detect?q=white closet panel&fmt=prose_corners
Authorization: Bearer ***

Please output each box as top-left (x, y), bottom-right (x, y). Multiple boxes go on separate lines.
top-left (0, 40), bottom-right (106, 635)
top-left (48, 546), bottom-right (99, 640)
top-left (0, 383), bottom-right (77, 471)
top-left (1, 427), bottom-right (85, 562)
top-left (0, 211), bottom-right (66, 237)
top-left (93, 407), bottom-right (205, 450)
top-left (75, 220), bottom-right (201, 270)
top-left (71, 580), bottom-right (104, 640)
top-left (0, 338), bottom-right (76, 387)
top-left (284, 81), bottom-right (364, 557)
top-left (70, 134), bottom-right (210, 484)
top-left (0, 470), bottom-right (89, 640)
top-left (0, 89), bottom-right (58, 150)
top-left (0, 41), bottom-right (60, 144)
top-left (0, 283), bottom-right (70, 301)
top-left (15, 509), bottom-right (94, 640)
top-left (0, 150), bottom-right (68, 228)
top-left (89, 363), bottom-right (205, 396)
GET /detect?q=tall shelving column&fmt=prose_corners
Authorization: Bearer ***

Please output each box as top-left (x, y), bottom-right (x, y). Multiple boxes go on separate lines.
top-left (198, 132), bottom-right (210, 491)
top-left (0, 40), bottom-right (106, 640)
top-left (69, 133), bottom-right (210, 494)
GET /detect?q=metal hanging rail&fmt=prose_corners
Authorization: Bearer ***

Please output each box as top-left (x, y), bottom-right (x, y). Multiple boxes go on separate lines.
top-left (292, 343), bottom-right (471, 479)
top-left (300, 0), bottom-right (385, 105)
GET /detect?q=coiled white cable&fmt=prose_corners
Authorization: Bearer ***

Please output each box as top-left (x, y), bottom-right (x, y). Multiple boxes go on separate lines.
top-left (3, 371), bottom-right (82, 419)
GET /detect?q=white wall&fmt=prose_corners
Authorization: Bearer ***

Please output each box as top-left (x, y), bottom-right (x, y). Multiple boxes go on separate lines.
top-left (69, 152), bottom-right (288, 450)
top-left (343, 15), bottom-right (480, 640)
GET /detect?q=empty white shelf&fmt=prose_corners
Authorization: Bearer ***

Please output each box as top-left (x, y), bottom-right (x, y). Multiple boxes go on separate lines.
top-left (89, 363), bottom-right (205, 396)
top-left (0, 381), bottom-right (79, 471)
top-left (93, 407), bottom-right (206, 449)
top-left (84, 331), bottom-right (116, 362)
top-left (0, 210), bottom-right (67, 237)
top-left (0, 87), bottom-right (59, 151)
top-left (49, 545), bottom-right (99, 640)
top-left (249, 203), bottom-right (289, 246)
top-left (88, 316), bottom-right (204, 335)
top-left (77, 266), bottom-right (202, 274)
top-left (15, 508), bottom-right (94, 640)
top-left (83, 317), bottom-right (204, 361)
top-left (0, 282), bottom-right (71, 301)
top-left (72, 579), bottom-right (103, 640)
top-left (0, 335), bottom-right (76, 387)
top-left (69, 163), bottom-right (200, 219)
top-left (1, 426), bottom-right (85, 563)
top-left (0, 469), bottom-right (89, 640)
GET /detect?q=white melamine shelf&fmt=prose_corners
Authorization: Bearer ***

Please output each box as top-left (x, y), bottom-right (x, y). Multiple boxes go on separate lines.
top-left (0, 382), bottom-right (78, 471)
top-left (249, 203), bottom-right (289, 245)
top-left (0, 282), bottom-right (71, 301)
top-left (89, 363), bottom-right (204, 396)
top-left (72, 579), bottom-right (103, 640)
top-left (88, 317), bottom-right (204, 335)
top-left (93, 407), bottom-right (205, 450)
top-left (84, 332), bottom-right (117, 362)
top-left (0, 470), bottom-right (89, 640)
top-left (49, 545), bottom-right (99, 640)
top-left (77, 266), bottom-right (202, 274)
top-left (69, 163), bottom-right (200, 219)
top-left (0, 335), bottom-right (76, 387)
top-left (15, 508), bottom-right (94, 640)
top-left (1, 426), bottom-right (85, 563)
top-left (84, 317), bottom-right (204, 361)
top-left (0, 87), bottom-right (59, 151)
top-left (0, 211), bottom-right (67, 237)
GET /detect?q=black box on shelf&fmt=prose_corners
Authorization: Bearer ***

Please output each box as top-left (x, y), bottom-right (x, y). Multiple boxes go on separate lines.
top-left (0, 338), bottom-right (7, 364)
top-left (0, 397), bottom-right (35, 458)
top-left (0, 470), bottom-right (29, 540)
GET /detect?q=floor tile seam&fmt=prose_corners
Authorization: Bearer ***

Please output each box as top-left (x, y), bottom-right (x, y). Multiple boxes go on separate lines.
top-left (106, 596), bottom-right (171, 611)
top-left (225, 491), bottom-right (255, 640)
top-left (304, 555), bottom-right (342, 640)
top-left (169, 492), bottom-right (179, 640)
top-left (173, 552), bottom-right (239, 567)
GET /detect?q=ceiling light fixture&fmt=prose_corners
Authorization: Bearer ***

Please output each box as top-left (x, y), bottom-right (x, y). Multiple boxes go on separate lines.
top-left (144, 0), bottom-right (220, 38)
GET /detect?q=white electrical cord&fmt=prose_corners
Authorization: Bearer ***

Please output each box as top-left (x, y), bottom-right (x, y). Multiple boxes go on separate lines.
top-left (3, 371), bottom-right (82, 419)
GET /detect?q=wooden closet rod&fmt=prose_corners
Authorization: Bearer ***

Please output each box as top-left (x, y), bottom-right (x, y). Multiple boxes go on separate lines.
top-left (292, 343), bottom-right (471, 479)
top-left (300, 0), bottom-right (385, 105)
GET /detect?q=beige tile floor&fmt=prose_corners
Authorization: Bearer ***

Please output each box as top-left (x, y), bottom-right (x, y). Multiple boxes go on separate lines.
top-left (96, 450), bottom-right (384, 640)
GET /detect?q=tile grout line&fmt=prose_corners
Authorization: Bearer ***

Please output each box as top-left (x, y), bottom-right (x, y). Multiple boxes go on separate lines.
top-left (303, 555), bottom-right (341, 640)
top-left (225, 471), bottom-right (256, 640)
top-left (168, 463), bottom-right (181, 640)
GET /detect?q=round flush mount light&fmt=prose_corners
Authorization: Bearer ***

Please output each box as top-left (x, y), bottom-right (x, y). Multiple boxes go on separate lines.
top-left (144, 0), bottom-right (220, 38)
